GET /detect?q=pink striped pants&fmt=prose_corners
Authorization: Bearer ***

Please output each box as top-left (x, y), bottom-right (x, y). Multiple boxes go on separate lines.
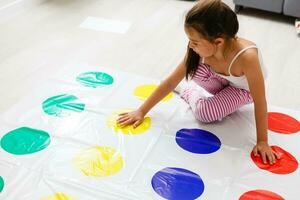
top-left (180, 64), bottom-right (253, 123)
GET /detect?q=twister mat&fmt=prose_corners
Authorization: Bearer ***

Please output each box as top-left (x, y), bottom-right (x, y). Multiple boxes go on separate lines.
top-left (0, 64), bottom-right (299, 199)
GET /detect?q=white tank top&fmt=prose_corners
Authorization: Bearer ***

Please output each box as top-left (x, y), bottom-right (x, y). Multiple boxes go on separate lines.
top-left (206, 45), bottom-right (267, 91)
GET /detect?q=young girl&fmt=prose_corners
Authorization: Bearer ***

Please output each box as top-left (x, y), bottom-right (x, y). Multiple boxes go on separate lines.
top-left (117, 0), bottom-right (278, 164)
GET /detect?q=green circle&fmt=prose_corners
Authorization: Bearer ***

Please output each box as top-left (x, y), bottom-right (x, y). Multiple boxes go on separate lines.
top-left (0, 127), bottom-right (51, 155)
top-left (0, 176), bottom-right (4, 192)
top-left (76, 72), bottom-right (114, 88)
top-left (42, 94), bottom-right (85, 117)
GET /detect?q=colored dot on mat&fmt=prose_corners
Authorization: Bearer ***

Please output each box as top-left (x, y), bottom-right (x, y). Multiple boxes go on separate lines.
top-left (73, 145), bottom-right (124, 177)
top-left (40, 193), bottom-right (78, 200)
top-left (0, 176), bottom-right (4, 192)
top-left (107, 109), bottom-right (151, 135)
top-left (239, 189), bottom-right (284, 200)
top-left (268, 112), bottom-right (300, 134)
top-left (0, 127), bottom-right (50, 155)
top-left (133, 84), bottom-right (173, 102)
top-left (152, 167), bottom-right (204, 200)
top-left (251, 145), bottom-right (298, 174)
top-left (176, 128), bottom-right (221, 154)
top-left (42, 94), bottom-right (85, 117)
top-left (76, 71), bottom-right (114, 88)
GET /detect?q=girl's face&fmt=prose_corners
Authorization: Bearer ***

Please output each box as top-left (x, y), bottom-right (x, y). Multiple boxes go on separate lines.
top-left (184, 27), bottom-right (216, 58)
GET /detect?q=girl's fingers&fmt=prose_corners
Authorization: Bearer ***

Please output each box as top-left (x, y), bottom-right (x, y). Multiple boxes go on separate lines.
top-left (253, 147), bottom-right (258, 156)
top-left (118, 112), bottom-right (129, 116)
top-left (119, 118), bottom-right (134, 127)
top-left (133, 119), bottom-right (143, 128)
top-left (274, 151), bottom-right (280, 159)
top-left (261, 152), bottom-right (267, 164)
top-left (271, 154), bottom-right (276, 163)
top-left (117, 116), bottom-right (130, 123)
top-left (267, 153), bottom-right (275, 164)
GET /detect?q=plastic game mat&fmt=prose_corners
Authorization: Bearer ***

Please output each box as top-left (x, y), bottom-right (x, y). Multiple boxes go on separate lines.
top-left (0, 64), bottom-right (299, 200)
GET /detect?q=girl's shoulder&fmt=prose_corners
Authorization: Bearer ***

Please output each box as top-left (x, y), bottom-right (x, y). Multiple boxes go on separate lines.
top-left (230, 37), bottom-right (261, 76)
top-left (237, 37), bottom-right (257, 50)
top-left (235, 38), bottom-right (261, 71)
top-left (235, 37), bottom-right (259, 60)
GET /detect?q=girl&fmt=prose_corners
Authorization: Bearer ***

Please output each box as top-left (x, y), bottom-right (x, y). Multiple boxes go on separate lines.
top-left (117, 0), bottom-right (278, 164)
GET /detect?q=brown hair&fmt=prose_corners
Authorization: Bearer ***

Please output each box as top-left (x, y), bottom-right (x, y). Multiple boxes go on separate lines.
top-left (184, 0), bottom-right (239, 79)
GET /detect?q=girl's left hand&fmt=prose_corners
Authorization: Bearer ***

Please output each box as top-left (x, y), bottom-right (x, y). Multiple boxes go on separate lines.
top-left (252, 141), bottom-right (280, 165)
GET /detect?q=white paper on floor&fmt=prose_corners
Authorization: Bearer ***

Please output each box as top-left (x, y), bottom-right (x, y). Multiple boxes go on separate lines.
top-left (0, 64), bottom-right (299, 200)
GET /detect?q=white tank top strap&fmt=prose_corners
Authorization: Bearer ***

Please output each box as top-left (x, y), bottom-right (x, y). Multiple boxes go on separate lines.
top-left (201, 57), bottom-right (205, 63)
top-left (228, 45), bottom-right (257, 76)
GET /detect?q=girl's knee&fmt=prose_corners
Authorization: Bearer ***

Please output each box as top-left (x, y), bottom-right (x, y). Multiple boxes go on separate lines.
top-left (194, 102), bottom-right (218, 123)
top-left (195, 115), bottom-right (214, 123)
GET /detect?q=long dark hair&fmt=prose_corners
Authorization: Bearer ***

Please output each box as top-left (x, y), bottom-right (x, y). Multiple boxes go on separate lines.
top-left (184, 0), bottom-right (239, 79)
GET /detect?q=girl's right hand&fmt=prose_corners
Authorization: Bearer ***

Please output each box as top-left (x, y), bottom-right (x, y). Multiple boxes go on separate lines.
top-left (116, 110), bottom-right (145, 128)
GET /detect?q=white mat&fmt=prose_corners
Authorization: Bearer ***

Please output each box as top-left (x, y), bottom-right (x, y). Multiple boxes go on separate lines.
top-left (0, 64), bottom-right (299, 199)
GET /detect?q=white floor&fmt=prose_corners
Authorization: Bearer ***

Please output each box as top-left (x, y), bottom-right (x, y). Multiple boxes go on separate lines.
top-left (0, 0), bottom-right (299, 113)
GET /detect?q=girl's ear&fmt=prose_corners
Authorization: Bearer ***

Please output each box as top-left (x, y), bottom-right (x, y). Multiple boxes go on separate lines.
top-left (214, 37), bottom-right (225, 46)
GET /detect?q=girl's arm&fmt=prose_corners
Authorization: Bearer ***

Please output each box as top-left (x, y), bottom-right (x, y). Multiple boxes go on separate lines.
top-left (242, 49), bottom-right (279, 164)
top-left (117, 57), bottom-right (187, 127)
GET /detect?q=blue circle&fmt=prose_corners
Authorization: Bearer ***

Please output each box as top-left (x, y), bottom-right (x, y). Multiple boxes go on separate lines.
top-left (176, 128), bottom-right (221, 154)
top-left (151, 167), bottom-right (204, 200)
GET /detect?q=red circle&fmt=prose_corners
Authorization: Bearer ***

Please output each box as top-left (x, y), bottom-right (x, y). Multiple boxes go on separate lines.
top-left (239, 190), bottom-right (284, 200)
top-left (251, 145), bottom-right (298, 174)
top-left (268, 112), bottom-right (300, 134)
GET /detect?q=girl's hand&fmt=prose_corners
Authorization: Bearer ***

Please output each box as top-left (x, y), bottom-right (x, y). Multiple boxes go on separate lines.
top-left (252, 141), bottom-right (280, 165)
top-left (116, 110), bottom-right (145, 128)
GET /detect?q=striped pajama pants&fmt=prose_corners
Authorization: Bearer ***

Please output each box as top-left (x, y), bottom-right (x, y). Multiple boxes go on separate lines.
top-left (180, 64), bottom-right (253, 123)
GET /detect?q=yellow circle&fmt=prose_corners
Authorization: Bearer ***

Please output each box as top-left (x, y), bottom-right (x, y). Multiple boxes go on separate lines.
top-left (40, 193), bottom-right (78, 200)
top-left (107, 109), bottom-right (151, 135)
top-left (133, 84), bottom-right (173, 102)
top-left (73, 146), bottom-right (124, 177)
